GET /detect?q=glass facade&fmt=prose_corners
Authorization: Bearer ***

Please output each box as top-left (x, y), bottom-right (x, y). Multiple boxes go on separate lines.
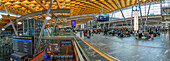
top-left (108, 1), bottom-right (170, 20)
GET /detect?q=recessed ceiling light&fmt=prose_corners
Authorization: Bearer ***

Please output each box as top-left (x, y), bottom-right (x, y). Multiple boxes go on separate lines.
top-left (15, 5), bottom-right (18, 6)
top-left (24, 1), bottom-right (28, 2)
top-left (1, 28), bottom-right (5, 31)
top-left (32, 1), bottom-right (36, 2)
top-left (6, 2), bottom-right (10, 4)
top-left (15, 1), bottom-right (18, 3)
top-left (46, 16), bottom-right (51, 20)
top-left (0, 15), bottom-right (2, 19)
top-left (17, 22), bottom-right (22, 25)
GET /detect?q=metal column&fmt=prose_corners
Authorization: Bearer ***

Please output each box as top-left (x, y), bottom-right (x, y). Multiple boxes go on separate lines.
top-left (103, 22), bottom-right (105, 29)
top-left (37, 0), bottom-right (53, 51)
top-left (138, 0), bottom-right (143, 28)
top-left (160, 0), bottom-right (163, 25)
top-left (90, 20), bottom-right (92, 29)
top-left (145, 0), bottom-right (152, 30)
top-left (52, 18), bottom-right (59, 33)
top-left (115, 0), bottom-right (129, 27)
top-left (52, 1), bottom-right (65, 33)
top-left (27, 19), bottom-right (29, 35)
top-left (131, 6), bottom-right (133, 28)
top-left (3, 5), bottom-right (18, 36)
top-left (108, 11), bottom-right (114, 28)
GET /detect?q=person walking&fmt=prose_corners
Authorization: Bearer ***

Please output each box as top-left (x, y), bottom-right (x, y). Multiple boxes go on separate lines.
top-left (83, 30), bottom-right (86, 37)
top-left (104, 28), bottom-right (108, 39)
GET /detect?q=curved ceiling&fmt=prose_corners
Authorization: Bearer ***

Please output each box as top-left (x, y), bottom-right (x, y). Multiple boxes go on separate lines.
top-left (0, 0), bottom-right (160, 28)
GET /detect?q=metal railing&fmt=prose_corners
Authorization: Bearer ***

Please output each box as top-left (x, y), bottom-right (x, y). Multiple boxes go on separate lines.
top-left (74, 33), bottom-right (119, 61)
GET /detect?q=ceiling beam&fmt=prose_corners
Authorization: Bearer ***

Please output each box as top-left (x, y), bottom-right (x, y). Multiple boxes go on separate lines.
top-left (0, 21), bottom-right (9, 23)
top-left (55, 0), bottom-right (61, 8)
top-left (107, 1), bottom-right (116, 10)
top-left (134, 0), bottom-right (138, 5)
top-left (1, 7), bottom-right (26, 15)
top-left (130, 0), bottom-right (132, 6)
top-left (118, 0), bottom-right (123, 8)
top-left (112, 0), bottom-right (119, 9)
top-left (35, 0), bottom-right (47, 9)
top-left (20, 4), bottom-right (37, 12)
top-left (125, 0), bottom-right (127, 7)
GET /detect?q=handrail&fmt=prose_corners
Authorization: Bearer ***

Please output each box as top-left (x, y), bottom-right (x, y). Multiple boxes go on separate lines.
top-left (75, 34), bottom-right (119, 61)
top-left (74, 37), bottom-right (90, 61)
top-left (72, 40), bottom-right (84, 61)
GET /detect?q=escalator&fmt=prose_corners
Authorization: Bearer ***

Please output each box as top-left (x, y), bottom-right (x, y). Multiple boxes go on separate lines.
top-left (45, 40), bottom-right (76, 61)
top-left (9, 31), bottom-right (118, 61)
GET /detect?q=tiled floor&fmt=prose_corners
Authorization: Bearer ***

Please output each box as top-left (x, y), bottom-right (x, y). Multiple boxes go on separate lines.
top-left (79, 32), bottom-right (170, 61)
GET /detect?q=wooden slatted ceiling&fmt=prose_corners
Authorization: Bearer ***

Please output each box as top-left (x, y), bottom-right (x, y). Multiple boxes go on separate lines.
top-left (0, 0), bottom-right (160, 27)
top-left (1, 0), bottom-right (159, 15)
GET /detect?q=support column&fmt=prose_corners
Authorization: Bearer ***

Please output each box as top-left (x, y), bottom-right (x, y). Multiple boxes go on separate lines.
top-left (138, 0), bottom-right (143, 28)
top-left (80, 24), bottom-right (84, 39)
top-left (115, 0), bottom-right (129, 28)
top-left (52, 1), bottom-right (65, 33)
top-left (145, 0), bottom-right (152, 31)
top-left (90, 20), bottom-right (92, 29)
top-left (108, 11), bottom-right (114, 28)
top-left (103, 22), bottom-right (105, 29)
top-left (131, 6), bottom-right (133, 28)
top-left (37, 0), bottom-right (53, 52)
top-left (134, 11), bottom-right (139, 31)
top-left (3, 5), bottom-right (18, 36)
top-left (52, 18), bottom-right (58, 33)
top-left (160, 0), bottom-right (163, 26)
top-left (27, 19), bottom-right (29, 35)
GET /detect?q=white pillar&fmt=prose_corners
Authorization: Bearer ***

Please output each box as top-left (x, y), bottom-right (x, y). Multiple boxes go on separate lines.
top-left (80, 24), bottom-right (84, 39)
top-left (134, 11), bottom-right (139, 31)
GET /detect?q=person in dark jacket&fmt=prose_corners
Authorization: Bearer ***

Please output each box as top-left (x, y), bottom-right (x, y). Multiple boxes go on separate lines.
top-left (104, 28), bottom-right (108, 39)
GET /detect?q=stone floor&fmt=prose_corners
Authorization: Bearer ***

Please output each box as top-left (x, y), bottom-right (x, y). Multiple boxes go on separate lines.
top-left (79, 32), bottom-right (170, 61)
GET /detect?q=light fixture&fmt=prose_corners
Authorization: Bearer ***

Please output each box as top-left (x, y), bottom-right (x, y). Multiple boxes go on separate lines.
top-left (1, 28), bottom-right (5, 31)
top-left (19, 33), bottom-right (22, 36)
top-left (24, 1), bottom-right (28, 2)
top-left (32, 1), bottom-right (36, 2)
top-left (31, 4), bottom-right (34, 5)
top-left (47, 23), bottom-right (50, 24)
top-left (15, 1), bottom-right (19, 3)
top-left (15, 5), bottom-right (18, 6)
top-left (17, 22), bottom-right (22, 25)
top-left (6, 2), bottom-right (10, 4)
top-left (46, 16), bottom-right (51, 20)
top-left (0, 15), bottom-right (2, 19)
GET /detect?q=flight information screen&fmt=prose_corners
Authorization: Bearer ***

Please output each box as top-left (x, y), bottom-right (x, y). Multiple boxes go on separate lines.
top-left (96, 14), bottom-right (109, 22)
top-left (13, 36), bottom-right (34, 56)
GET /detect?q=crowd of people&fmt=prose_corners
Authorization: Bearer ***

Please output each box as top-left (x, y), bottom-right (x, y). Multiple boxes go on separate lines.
top-left (81, 27), bottom-right (164, 39)
top-left (83, 29), bottom-right (101, 38)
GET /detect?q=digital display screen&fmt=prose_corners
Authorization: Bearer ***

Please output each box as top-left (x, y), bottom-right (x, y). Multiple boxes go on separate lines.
top-left (13, 36), bottom-right (34, 56)
top-left (71, 20), bottom-right (76, 27)
top-left (96, 14), bottom-right (109, 22)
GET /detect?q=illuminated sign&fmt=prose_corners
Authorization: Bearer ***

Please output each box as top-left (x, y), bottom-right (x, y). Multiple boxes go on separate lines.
top-left (71, 20), bottom-right (76, 27)
top-left (13, 38), bottom-right (32, 42)
top-left (132, 6), bottom-right (139, 11)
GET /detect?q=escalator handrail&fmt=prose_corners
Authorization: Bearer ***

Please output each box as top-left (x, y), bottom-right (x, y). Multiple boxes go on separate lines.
top-left (75, 34), bottom-right (119, 61)
top-left (74, 37), bottom-right (90, 61)
top-left (72, 40), bottom-right (84, 61)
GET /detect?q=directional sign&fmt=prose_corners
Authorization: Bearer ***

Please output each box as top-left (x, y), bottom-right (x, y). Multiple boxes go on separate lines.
top-left (132, 6), bottom-right (139, 11)
top-left (71, 20), bottom-right (76, 27)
